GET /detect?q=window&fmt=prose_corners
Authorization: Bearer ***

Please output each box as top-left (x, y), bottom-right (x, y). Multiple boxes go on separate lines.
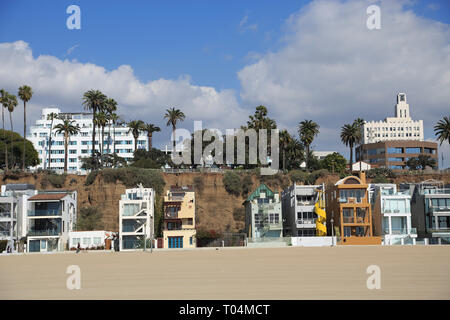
top-left (269, 213), bottom-right (279, 224)
top-left (405, 147), bottom-right (421, 154)
top-left (93, 237), bottom-right (102, 245)
top-left (343, 208), bottom-right (354, 223)
top-left (69, 149), bottom-right (77, 154)
top-left (190, 237), bottom-right (193, 245)
top-left (72, 238), bottom-right (80, 246)
top-left (83, 238), bottom-right (91, 246)
top-left (387, 147), bottom-right (403, 154)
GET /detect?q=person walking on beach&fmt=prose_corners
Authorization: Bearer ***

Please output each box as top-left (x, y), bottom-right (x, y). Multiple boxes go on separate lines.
top-left (76, 242), bottom-right (81, 253)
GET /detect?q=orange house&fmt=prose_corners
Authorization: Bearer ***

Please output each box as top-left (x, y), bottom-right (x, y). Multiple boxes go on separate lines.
top-left (326, 172), bottom-right (381, 245)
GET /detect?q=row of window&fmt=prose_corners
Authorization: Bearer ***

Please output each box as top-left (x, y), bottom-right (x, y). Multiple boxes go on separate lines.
top-left (72, 237), bottom-right (103, 246)
top-left (366, 126), bottom-right (420, 132)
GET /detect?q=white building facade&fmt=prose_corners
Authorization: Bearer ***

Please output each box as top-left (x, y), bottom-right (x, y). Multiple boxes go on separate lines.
top-left (69, 230), bottom-right (115, 250)
top-left (362, 93), bottom-right (424, 144)
top-left (119, 186), bottom-right (155, 251)
top-left (28, 107), bottom-right (148, 173)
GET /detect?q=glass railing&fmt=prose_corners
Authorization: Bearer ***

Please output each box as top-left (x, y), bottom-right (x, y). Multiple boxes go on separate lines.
top-left (0, 212), bottom-right (12, 218)
top-left (0, 231), bottom-right (11, 237)
top-left (27, 229), bottom-right (60, 236)
top-left (297, 219), bottom-right (316, 225)
top-left (28, 209), bottom-right (62, 216)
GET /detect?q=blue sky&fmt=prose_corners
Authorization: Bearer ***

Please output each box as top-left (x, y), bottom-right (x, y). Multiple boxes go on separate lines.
top-left (0, 0), bottom-right (449, 167)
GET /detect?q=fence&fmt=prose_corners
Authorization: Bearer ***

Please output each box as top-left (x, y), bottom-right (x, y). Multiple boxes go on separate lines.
top-left (197, 233), bottom-right (246, 247)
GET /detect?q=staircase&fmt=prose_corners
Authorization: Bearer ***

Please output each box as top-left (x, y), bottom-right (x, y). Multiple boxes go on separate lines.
top-left (314, 190), bottom-right (327, 236)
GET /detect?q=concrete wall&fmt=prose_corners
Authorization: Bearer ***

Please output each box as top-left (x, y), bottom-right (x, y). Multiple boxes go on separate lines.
top-left (291, 236), bottom-right (335, 247)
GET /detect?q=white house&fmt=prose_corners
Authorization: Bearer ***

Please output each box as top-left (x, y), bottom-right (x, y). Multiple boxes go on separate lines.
top-left (28, 107), bottom-right (148, 173)
top-left (27, 190), bottom-right (77, 253)
top-left (119, 185), bottom-right (155, 251)
top-left (69, 230), bottom-right (115, 250)
top-left (362, 93), bottom-right (424, 144)
top-left (352, 161), bottom-right (371, 171)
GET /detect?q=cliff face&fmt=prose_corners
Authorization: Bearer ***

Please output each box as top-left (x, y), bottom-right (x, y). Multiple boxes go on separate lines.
top-left (2, 171), bottom-right (449, 234)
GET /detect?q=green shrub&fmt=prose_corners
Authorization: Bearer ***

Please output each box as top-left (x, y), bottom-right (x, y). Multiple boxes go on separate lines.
top-left (75, 206), bottom-right (103, 231)
top-left (233, 207), bottom-right (245, 222)
top-left (100, 168), bottom-right (165, 194)
top-left (241, 175), bottom-right (253, 196)
top-left (289, 170), bottom-right (308, 183)
top-left (307, 169), bottom-right (329, 185)
top-left (41, 173), bottom-right (66, 188)
top-left (85, 170), bottom-right (98, 186)
top-left (372, 174), bottom-right (389, 183)
top-left (223, 172), bottom-right (242, 196)
top-left (193, 176), bottom-right (204, 194)
top-left (0, 240), bottom-right (7, 253)
top-left (366, 168), bottom-right (396, 179)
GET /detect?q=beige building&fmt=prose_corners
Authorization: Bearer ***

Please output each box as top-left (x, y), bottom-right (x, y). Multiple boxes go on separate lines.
top-left (163, 186), bottom-right (196, 248)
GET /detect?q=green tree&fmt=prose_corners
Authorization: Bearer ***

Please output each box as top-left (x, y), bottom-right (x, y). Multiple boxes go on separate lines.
top-left (46, 112), bottom-right (59, 170)
top-left (340, 123), bottom-right (360, 169)
top-left (279, 129), bottom-right (293, 171)
top-left (164, 107), bottom-right (185, 157)
top-left (143, 123), bottom-right (161, 151)
top-left (298, 120), bottom-right (320, 171)
top-left (54, 119), bottom-right (80, 173)
top-left (353, 118), bottom-right (365, 171)
top-left (7, 94), bottom-right (18, 169)
top-left (434, 116), bottom-right (450, 146)
top-left (322, 152), bottom-right (347, 173)
top-left (0, 90), bottom-right (10, 170)
top-left (83, 90), bottom-right (106, 157)
top-left (128, 120), bottom-right (145, 153)
top-left (109, 113), bottom-right (121, 167)
top-left (0, 129), bottom-right (39, 168)
top-left (76, 206), bottom-right (103, 231)
top-left (131, 148), bottom-right (172, 169)
top-left (247, 105), bottom-right (277, 160)
top-left (18, 85), bottom-right (33, 170)
top-left (104, 98), bottom-right (117, 155)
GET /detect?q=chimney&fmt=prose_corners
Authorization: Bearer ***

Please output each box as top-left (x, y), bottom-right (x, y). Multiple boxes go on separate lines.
top-left (360, 171), bottom-right (366, 184)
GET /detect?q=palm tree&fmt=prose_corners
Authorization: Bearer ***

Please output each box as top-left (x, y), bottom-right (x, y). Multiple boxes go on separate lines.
top-left (82, 90), bottom-right (106, 157)
top-left (7, 94), bottom-right (17, 169)
top-left (434, 116), bottom-right (450, 146)
top-left (128, 120), bottom-right (145, 153)
top-left (110, 113), bottom-right (120, 159)
top-left (54, 119), bottom-right (80, 173)
top-left (18, 85), bottom-right (33, 170)
top-left (164, 107), bottom-right (185, 157)
top-left (279, 129), bottom-right (293, 171)
top-left (298, 120), bottom-right (320, 171)
top-left (0, 89), bottom-right (9, 170)
top-left (46, 112), bottom-right (59, 170)
top-left (340, 123), bottom-right (360, 170)
top-left (353, 118), bottom-right (365, 171)
top-left (105, 98), bottom-right (117, 155)
top-left (96, 111), bottom-right (108, 158)
top-left (143, 123), bottom-right (161, 151)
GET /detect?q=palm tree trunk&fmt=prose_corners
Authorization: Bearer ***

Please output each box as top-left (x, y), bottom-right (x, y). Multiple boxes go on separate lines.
top-left (22, 101), bottom-right (26, 170)
top-left (9, 112), bottom-right (13, 169)
top-left (283, 147), bottom-right (286, 171)
top-left (107, 123), bottom-right (111, 166)
top-left (349, 143), bottom-right (353, 171)
top-left (113, 123), bottom-right (116, 168)
top-left (91, 108), bottom-right (96, 157)
top-left (134, 136), bottom-right (138, 153)
top-left (64, 133), bottom-right (68, 173)
top-left (306, 144), bottom-right (310, 171)
top-left (48, 119), bottom-right (53, 170)
top-left (101, 125), bottom-right (105, 167)
top-left (3, 107), bottom-right (7, 171)
top-left (172, 126), bottom-right (176, 158)
top-left (148, 134), bottom-right (152, 152)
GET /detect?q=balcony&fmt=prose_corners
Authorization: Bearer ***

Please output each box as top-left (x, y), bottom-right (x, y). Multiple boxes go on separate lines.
top-left (297, 219), bottom-right (316, 225)
top-left (165, 211), bottom-right (179, 219)
top-left (28, 209), bottom-right (62, 217)
top-left (0, 211), bottom-right (13, 219)
top-left (165, 196), bottom-right (184, 202)
top-left (28, 229), bottom-right (60, 236)
top-left (343, 217), bottom-right (354, 223)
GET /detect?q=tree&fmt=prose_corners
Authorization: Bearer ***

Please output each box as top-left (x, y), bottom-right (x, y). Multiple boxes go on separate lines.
top-left (353, 118), bottom-right (365, 172)
top-left (76, 206), bottom-right (103, 231)
top-left (434, 116), bottom-right (450, 146)
top-left (298, 120), bottom-right (320, 171)
top-left (131, 148), bottom-right (172, 169)
top-left (340, 123), bottom-right (360, 169)
top-left (0, 89), bottom-right (9, 170)
top-left (0, 129), bottom-right (39, 169)
top-left (164, 107), bottom-right (185, 157)
top-left (109, 113), bottom-right (120, 167)
top-left (54, 119), bottom-right (80, 173)
top-left (279, 129), bottom-right (293, 171)
top-left (143, 123), bottom-right (161, 151)
top-left (285, 138), bottom-right (304, 170)
top-left (406, 155), bottom-right (437, 170)
top-left (104, 98), bottom-right (117, 155)
top-left (18, 85), bottom-right (33, 170)
top-left (247, 105), bottom-right (277, 158)
top-left (95, 111), bottom-right (108, 161)
top-left (46, 112), bottom-right (59, 170)
top-left (7, 94), bottom-right (18, 169)
top-left (322, 152), bottom-right (347, 173)
top-left (82, 90), bottom-right (106, 157)
top-left (128, 120), bottom-right (145, 153)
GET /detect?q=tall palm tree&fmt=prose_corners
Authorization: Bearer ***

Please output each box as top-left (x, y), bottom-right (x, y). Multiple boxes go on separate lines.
top-left (105, 98), bottom-right (117, 155)
top-left (82, 90), bottom-right (106, 157)
top-left (279, 129), bottom-right (293, 171)
top-left (164, 107), bottom-right (185, 157)
top-left (340, 123), bottom-right (360, 170)
top-left (298, 120), bottom-right (320, 171)
top-left (143, 123), bottom-right (161, 151)
top-left (128, 120), bottom-right (145, 153)
top-left (46, 112), bottom-right (59, 170)
top-left (353, 118), bottom-right (365, 171)
top-left (18, 85), bottom-right (33, 170)
top-left (434, 116), bottom-right (450, 146)
top-left (7, 94), bottom-right (17, 169)
top-left (96, 111), bottom-right (108, 158)
top-left (54, 119), bottom-right (80, 173)
top-left (110, 113), bottom-right (120, 158)
top-left (0, 89), bottom-right (9, 170)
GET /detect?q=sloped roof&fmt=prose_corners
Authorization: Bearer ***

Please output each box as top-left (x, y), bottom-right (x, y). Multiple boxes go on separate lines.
top-left (28, 193), bottom-right (68, 201)
top-left (244, 183), bottom-right (275, 203)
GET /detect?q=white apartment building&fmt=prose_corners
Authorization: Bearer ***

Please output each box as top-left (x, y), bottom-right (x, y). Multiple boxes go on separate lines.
top-left (28, 107), bottom-right (148, 173)
top-left (362, 93), bottom-right (424, 144)
top-left (119, 185), bottom-right (155, 251)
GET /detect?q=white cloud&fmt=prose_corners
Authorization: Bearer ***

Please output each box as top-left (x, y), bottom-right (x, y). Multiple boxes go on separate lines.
top-left (239, 14), bottom-right (258, 33)
top-left (0, 41), bottom-right (246, 148)
top-left (238, 0), bottom-right (450, 159)
top-left (64, 44), bottom-right (79, 57)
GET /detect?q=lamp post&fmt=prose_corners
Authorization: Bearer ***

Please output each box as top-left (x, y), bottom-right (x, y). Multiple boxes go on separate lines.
top-left (330, 218), bottom-right (335, 246)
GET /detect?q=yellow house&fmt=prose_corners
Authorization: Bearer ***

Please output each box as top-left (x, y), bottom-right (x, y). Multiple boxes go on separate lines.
top-left (163, 186), bottom-right (196, 248)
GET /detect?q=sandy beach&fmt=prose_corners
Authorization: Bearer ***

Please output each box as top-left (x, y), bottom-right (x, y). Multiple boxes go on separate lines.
top-left (1, 245), bottom-right (449, 300)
